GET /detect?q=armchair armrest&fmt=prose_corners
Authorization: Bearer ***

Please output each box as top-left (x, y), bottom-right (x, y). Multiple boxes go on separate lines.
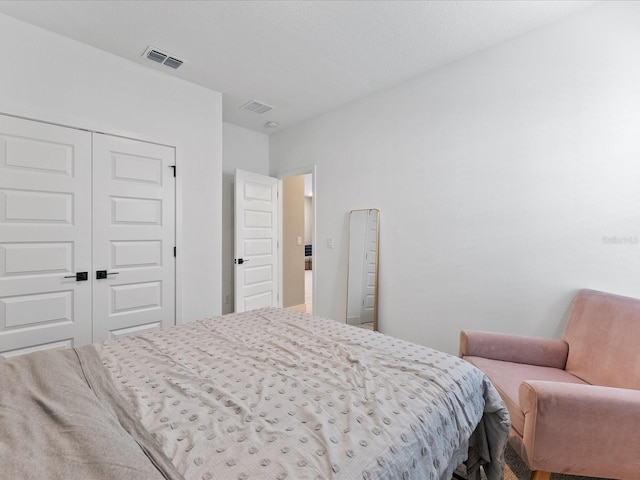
top-left (519, 381), bottom-right (640, 478)
top-left (459, 330), bottom-right (568, 368)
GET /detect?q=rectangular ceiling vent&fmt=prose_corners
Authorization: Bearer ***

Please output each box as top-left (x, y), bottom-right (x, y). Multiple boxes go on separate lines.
top-left (163, 57), bottom-right (184, 69)
top-left (240, 100), bottom-right (274, 115)
top-left (142, 46), bottom-right (185, 70)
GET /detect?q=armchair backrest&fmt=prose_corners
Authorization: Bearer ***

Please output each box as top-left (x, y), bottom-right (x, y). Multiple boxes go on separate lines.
top-left (562, 289), bottom-right (640, 390)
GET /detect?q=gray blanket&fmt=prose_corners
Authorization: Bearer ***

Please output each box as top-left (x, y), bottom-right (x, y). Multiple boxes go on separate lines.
top-left (0, 347), bottom-right (182, 480)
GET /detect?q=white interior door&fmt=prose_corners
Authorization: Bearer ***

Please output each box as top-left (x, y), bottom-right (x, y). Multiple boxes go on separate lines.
top-left (0, 115), bottom-right (92, 358)
top-left (92, 134), bottom-right (175, 341)
top-left (234, 169), bottom-right (278, 312)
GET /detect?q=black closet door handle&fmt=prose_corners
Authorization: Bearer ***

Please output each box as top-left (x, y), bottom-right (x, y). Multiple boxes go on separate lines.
top-left (64, 272), bottom-right (88, 281)
top-left (96, 270), bottom-right (120, 279)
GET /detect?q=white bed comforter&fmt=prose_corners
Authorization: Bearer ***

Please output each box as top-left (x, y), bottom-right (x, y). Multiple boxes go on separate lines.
top-left (96, 308), bottom-right (508, 480)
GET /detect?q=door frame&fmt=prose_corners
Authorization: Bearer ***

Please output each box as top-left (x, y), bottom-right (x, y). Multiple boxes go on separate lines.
top-left (276, 165), bottom-right (316, 311)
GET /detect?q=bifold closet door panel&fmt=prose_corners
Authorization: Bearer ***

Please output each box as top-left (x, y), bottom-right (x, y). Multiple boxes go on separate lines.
top-left (0, 115), bottom-right (92, 358)
top-left (92, 133), bottom-right (176, 342)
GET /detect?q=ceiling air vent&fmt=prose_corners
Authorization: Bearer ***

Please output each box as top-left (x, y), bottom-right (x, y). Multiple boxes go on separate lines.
top-left (146, 49), bottom-right (167, 63)
top-left (142, 46), bottom-right (185, 70)
top-left (240, 100), bottom-right (273, 115)
top-left (164, 57), bottom-right (184, 69)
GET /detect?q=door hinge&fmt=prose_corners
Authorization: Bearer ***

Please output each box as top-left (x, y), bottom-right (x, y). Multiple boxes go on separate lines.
top-left (170, 165), bottom-right (176, 177)
top-left (174, 246), bottom-right (176, 257)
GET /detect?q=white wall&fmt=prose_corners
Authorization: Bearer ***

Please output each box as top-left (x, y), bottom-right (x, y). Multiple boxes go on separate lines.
top-left (0, 13), bottom-right (223, 323)
top-left (222, 122), bottom-right (269, 313)
top-left (270, 2), bottom-right (640, 354)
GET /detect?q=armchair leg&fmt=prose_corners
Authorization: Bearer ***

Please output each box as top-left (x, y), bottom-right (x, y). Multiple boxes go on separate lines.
top-left (530, 471), bottom-right (551, 480)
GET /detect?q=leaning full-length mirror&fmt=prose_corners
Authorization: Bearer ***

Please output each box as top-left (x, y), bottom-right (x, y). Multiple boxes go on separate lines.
top-left (346, 209), bottom-right (380, 331)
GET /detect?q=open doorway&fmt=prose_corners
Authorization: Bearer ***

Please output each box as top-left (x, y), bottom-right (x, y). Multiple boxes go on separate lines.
top-left (279, 169), bottom-right (314, 314)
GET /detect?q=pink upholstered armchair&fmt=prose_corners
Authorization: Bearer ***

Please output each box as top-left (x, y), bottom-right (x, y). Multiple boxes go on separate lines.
top-left (459, 289), bottom-right (640, 480)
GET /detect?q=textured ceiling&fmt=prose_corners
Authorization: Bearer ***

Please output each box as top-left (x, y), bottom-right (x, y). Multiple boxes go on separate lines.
top-left (0, 1), bottom-right (595, 134)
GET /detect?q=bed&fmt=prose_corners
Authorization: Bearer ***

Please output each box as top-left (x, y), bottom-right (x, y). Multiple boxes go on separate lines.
top-left (0, 308), bottom-right (509, 480)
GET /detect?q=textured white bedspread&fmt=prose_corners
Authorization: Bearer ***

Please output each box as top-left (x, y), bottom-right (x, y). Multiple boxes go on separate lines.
top-left (96, 308), bottom-right (508, 480)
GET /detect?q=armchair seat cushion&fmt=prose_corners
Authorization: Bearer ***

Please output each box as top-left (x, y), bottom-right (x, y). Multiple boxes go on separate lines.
top-left (465, 356), bottom-right (588, 436)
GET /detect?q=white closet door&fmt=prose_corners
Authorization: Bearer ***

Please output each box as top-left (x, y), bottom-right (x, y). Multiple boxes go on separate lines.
top-left (92, 134), bottom-right (175, 341)
top-left (0, 115), bottom-right (92, 358)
